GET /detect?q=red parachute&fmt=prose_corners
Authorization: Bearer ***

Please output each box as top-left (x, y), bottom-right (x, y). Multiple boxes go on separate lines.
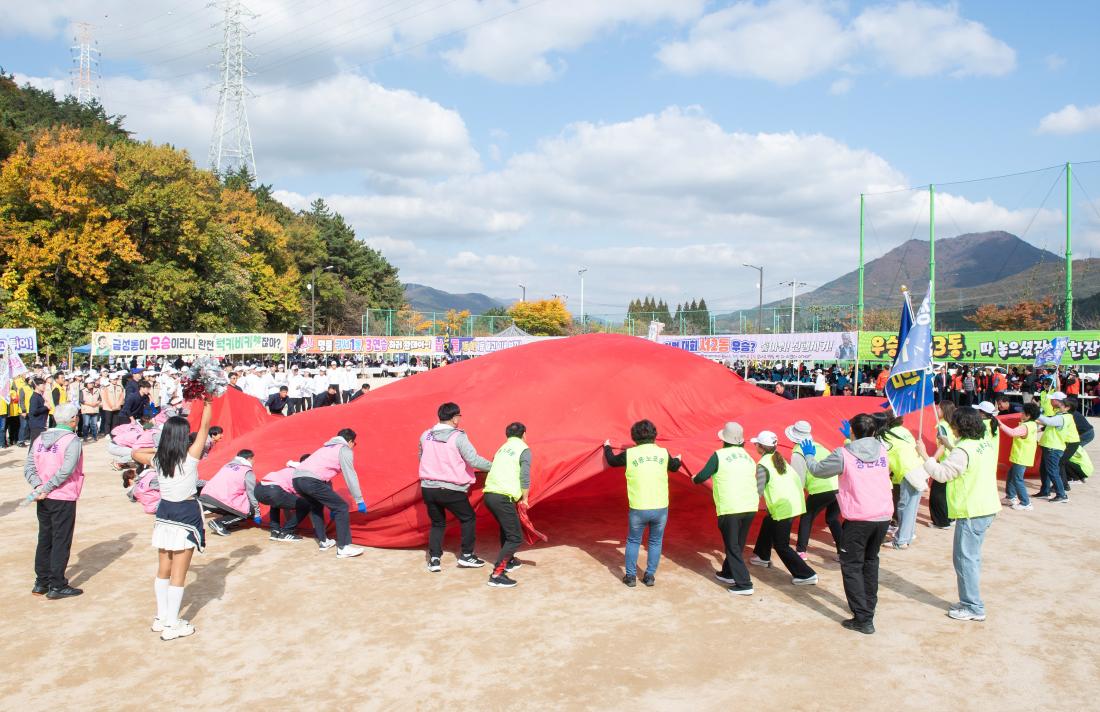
top-left (197, 334), bottom-right (926, 548)
top-left (187, 386), bottom-right (279, 443)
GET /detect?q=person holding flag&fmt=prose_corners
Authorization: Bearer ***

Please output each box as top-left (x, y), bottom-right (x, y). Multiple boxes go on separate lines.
top-left (882, 286), bottom-right (936, 548)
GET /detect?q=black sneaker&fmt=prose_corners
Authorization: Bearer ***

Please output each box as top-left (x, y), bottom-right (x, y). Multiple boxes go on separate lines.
top-left (1051, 496), bottom-right (1069, 503)
top-left (487, 573), bottom-right (518, 588)
top-left (207, 519), bottom-right (229, 537)
top-left (505, 557), bottom-right (522, 572)
top-left (622, 574), bottom-right (637, 588)
top-left (457, 553), bottom-right (485, 568)
top-left (271, 530), bottom-right (302, 542)
top-left (46, 586), bottom-right (83, 600)
top-left (841, 617), bottom-right (875, 635)
top-left (31, 582), bottom-right (48, 596)
top-left (729, 584), bottom-right (754, 596)
top-left (427, 556), bottom-right (442, 572)
top-left (642, 573), bottom-right (655, 587)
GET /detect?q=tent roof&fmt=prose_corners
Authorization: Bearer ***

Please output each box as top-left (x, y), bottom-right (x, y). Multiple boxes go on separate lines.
top-left (492, 324), bottom-right (532, 338)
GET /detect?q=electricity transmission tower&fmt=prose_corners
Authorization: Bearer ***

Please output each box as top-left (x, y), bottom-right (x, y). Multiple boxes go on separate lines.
top-left (70, 22), bottom-right (100, 104)
top-left (208, 0), bottom-right (257, 179)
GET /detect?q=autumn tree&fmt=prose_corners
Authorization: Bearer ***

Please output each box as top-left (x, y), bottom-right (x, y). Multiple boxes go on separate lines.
top-left (967, 298), bottom-right (1058, 331)
top-left (509, 298), bottom-right (572, 335)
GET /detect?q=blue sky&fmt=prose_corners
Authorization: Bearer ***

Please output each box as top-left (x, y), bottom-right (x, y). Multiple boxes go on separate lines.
top-left (4, 0), bottom-right (1099, 313)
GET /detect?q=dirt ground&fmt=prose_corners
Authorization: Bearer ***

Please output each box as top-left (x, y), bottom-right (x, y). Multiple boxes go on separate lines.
top-left (2, 428), bottom-right (1098, 711)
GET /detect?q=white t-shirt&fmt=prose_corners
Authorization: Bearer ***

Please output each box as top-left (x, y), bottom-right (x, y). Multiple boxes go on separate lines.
top-left (287, 374), bottom-right (305, 398)
top-left (155, 454), bottom-right (200, 502)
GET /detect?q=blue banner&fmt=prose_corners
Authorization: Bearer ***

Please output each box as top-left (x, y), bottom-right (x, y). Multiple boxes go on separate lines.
top-left (1033, 336), bottom-right (1069, 366)
top-left (885, 287), bottom-right (934, 417)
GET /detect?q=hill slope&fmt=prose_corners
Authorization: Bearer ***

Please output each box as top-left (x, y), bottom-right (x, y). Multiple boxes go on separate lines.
top-left (403, 283), bottom-right (504, 313)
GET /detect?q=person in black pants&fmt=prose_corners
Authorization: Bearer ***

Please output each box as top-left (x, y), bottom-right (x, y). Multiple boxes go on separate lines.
top-left (120, 380), bottom-right (151, 424)
top-left (25, 403), bottom-right (85, 599)
top-left (25, 377), bottom-right (51, 446)
top-left (417, 402), bottom-right (494, 571)
top-left (482, 422), bottom-right (532, 588)
top-left (1063, 397), bottom-right (1094, 482)
top-left (265, 386), bottom-right (290, 415)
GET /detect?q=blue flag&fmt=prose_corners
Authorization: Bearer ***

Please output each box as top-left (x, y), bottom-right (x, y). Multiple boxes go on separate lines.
top-left (1034, 337), bottom-right (1069, 367)
top-left (885, 287), bottom-right (934, 417)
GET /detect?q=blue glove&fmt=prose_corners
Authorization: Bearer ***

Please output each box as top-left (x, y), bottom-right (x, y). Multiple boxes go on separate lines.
top-left (799, 439), bottom-right (816, 457)
top-left (879, 400), bottom-right (890, 410)
top-left (839, 419), bottom-right (851, 439)
top-left (357, 501), bottom-right (368, 514)
top-left (253, 515), bottom-right (262, 525)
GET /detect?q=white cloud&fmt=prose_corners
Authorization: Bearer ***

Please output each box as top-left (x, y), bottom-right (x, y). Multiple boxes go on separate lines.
top-left (1037, 103), bottom-right (1100, 135)
top-left (3, 0), bottom-right (705, 84)
top-left (1045, 54), bottom-right (1066, 71)
top-left (446, 251), bottom-right (536, 272)
top-left (17, 71), bottom-right (479, 180)
top-left (829, 77), bottom-right (854, 95)
top-left (658, 0), bottom-right (1015, 83)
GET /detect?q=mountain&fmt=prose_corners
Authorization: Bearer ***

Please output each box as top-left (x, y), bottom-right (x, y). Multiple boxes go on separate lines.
top-left (753, 231), bottom-right (1100, 319)
top-left (403, 283), bottom-right (505, 313)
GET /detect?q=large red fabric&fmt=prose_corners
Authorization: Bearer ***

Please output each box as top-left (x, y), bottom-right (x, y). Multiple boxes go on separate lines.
top-left (197, 334), bottom-right (939, 547)
top-left (187, 387), bottom-right (278, 442)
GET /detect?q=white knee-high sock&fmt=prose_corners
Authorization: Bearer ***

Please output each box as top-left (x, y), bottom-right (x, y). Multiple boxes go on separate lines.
top-left (154, 578), bottom-right (170, 620)
top-left (165, 586), bottom-right (185, 626)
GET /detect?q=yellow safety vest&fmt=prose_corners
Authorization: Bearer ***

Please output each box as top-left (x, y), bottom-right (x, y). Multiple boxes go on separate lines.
top-left (625, 443), bottom-right (670, 510)
top-left (483, 437), bottom-right (529, 501)
top-left (760, 455), bottom-right (805, 521)
top-left (803, 440), bottom-right (837, 495)
top-left (947, 438), bottom-right (1001, 519)
top-left (885, 426), bottom-right (922, 485)
top-left (1062, 413), bottom-right (1080, 444)
top-left (710, 446), bottom-right (759, 516)
top-left (1009, 420), bottom-right (1038, 467)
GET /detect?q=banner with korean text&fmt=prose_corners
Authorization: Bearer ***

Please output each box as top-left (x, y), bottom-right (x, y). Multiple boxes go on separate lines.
top-left (659, 332), bottom-right (858, 361)
top-left (92, 332), bottom-right (287, 356)
top-left (859, 330), bottom-right (1100, 365)
top-left (0, 328), bottom-right (38, 354)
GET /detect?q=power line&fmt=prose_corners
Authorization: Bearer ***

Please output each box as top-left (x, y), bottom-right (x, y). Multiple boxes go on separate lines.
top-left (70, 21), bottom-right (101, 104)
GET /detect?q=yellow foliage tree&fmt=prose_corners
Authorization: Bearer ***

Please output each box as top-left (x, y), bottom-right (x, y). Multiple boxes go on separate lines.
top-left (0, 127), bottom-right (139, 326)
top-left (509, 298), bottom-right (572, 335)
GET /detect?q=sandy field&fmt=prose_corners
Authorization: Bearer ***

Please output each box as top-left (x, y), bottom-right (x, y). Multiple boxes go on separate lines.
top-left (2, 424), bottom-right (1098, 711)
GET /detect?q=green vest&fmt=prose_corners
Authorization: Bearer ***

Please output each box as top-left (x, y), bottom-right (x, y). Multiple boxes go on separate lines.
top-left (1062, 412), bottom-right (1080, 444)
top-left (947, 438), bottom-right (1001, 519)
top-left (625, 443), bottom-right (670, 510)
top-left (711, 446), bottom-right (759, 516)
top-left (1009, 420), bottom-right (1038, 466)
top-left (885, 426), bottom-right (922, 485)
top-left (760, 455), bottom-right (805, 521)
top-left (803, 441), bottom-right (837, 495)
top-left (484, 437), bottom-right (528, 500)
top-left (1039, 413), bottom-right (1067, 451)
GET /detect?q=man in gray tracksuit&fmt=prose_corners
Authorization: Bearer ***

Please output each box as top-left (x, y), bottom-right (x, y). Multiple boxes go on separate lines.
top-left (418, 402), bottom-right (493, 571)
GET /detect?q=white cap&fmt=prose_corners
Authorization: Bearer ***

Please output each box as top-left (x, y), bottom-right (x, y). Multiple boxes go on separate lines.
top-left (751, 430), bottom-right (779, 447)
top-left (1050, 391), bottom-right (1067, 402)
top-left (975, 401), bottom-right (996, 415)
top-left (784, 420), bottom-right (813, 443)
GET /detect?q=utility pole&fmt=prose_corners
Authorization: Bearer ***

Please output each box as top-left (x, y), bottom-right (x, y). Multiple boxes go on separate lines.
top-left (743, 264), bottom-right (764, 333)
top-left (518, 284), bottom-right (526, 302)
top-left (578, 268), bottom-right (588, 332)
top-left (209, 0), bottom-right (258, 179)
top-left (1066, 162), bottom-right (1073, 329)
top-left (309, 265), bottom-right (334, 333)
top-left (929, 184), bottom-right (936, 331)
top-left (781, 280), bottom-right (807, 333)
top-left (70, 22), bottom-right (100, 105)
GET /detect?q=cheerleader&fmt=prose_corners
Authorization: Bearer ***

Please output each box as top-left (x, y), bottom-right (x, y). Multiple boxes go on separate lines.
top-left (133, 400), bottom-right (212, 641)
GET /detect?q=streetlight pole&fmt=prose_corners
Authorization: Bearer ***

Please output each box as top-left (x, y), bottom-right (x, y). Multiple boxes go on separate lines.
top-left (519, 284), bottom-right (526, 302)
top-left (743, 264), bottom-right (764, 333)
top-left (310, 265), bottom-right (335, 334)
top-left (578, 268), bottom-right (588, 332)
top-left (781, 280), bottom-right (807, 333)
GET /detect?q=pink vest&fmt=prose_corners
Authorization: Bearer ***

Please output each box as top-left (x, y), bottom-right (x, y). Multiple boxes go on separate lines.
top-left (837, 444), bottom-right (894, 521)
top-left (202, 459), bottom-right (252, 513)
top-left (111, 422), bottom-right (144, 448)
top-left (153, 410), bottom-right (169, 425)
top-left (135, 427), bottom-right (158, 449)
top-left (302, 442), bottom-right (346, 482)
top-left (33, 431), bottom-right (85, 501)
top-left (262, 466), bottom-right (299, 495)
top-left (418, 429), bottom-right (475, 486)
top-left (133, 470), bottom-right (160, 514)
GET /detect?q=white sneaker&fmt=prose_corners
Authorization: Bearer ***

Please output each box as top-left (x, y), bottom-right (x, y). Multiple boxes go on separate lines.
top-left (749, 555), bottom-right (771, 568)
top-left (317, 538), bottom-right (337, 550)
top-left (151, 617), bottom-right (166, 633)
top-left (792, 574), bottom-right (818, 586)
top-left (1011, 502), bottom-right (1034, 511)
top-left (714, 573), bottom-right (736, 584)
top-left (947, 607), bottom-right (986, 622)
top-left (160, 619), bottom-right (195, 641)
top-left (1002, 497), bottom-right (1019, 506)
top-left (336, 544), bottom-right (364, 558)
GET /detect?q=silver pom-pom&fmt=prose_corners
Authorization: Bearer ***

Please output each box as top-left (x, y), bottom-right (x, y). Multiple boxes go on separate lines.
top-left (182, 357), bottom-right (229, 400)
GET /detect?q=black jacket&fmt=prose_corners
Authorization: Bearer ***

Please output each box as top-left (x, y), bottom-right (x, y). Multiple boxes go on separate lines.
top-left (121, 391), bottom-right (147, 421)
top-left (28, 392), bottom-right (50, 428)
top-left (265, 393), bottom-right (289, 414)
